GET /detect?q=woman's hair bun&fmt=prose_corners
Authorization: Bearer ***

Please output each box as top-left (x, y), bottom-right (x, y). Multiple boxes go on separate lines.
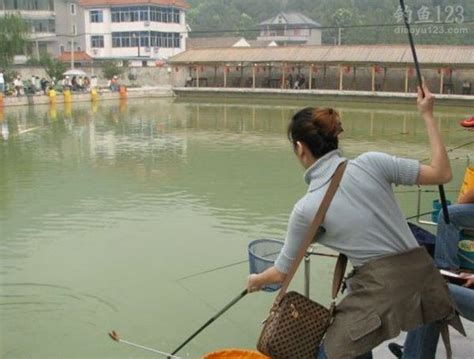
top-left (288, 107), bottom-right (343, 158)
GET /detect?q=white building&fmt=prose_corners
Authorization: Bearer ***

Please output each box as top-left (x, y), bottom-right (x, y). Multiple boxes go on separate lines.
top-left (0, 0), bottom-right (57, 60)
top-left (257, 12), bottom-right (322, 46)
top-left (78, 0), bottom-right (189, 63)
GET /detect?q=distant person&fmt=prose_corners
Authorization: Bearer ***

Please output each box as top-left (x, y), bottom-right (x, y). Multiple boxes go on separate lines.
top-left (25, 79), bottom-right (36, 95)
top-left (287, 73), bottom-right (294, 89)
top-left (83, 76), bottom-right (90, 91)
top-left (185, 75), bottom-right (193, 87)
top-left (294, 74), bottom-right (306, 89)
top-left (0, 70), bottom-right (4, 94)
top-left (90, 75), bottom-right (98, 90)
top-left (40, 78), bottom-right (49, 94)
top-left (78, 76), bottom-right (84, 91)
top-left (71, 76), bottom-right (78, 91)
top-left (389, 188), bottom-right (474, 358)
top-left (35, 76), bottom-right (41, 91)
top-left (62, 76), bottom-right (71, 90)
top-left (109, 75), bottom-right (119, 92)
top-left (434, 188), bottom-right (474, 271)
top-left (31, 75), bottom-right (37, 91)
top-left (462, 80), bottom-right (471, 95)
top-left (298, 74), bottom-right (306, 89)
top-left (13, 75), bottom-right (23, 96)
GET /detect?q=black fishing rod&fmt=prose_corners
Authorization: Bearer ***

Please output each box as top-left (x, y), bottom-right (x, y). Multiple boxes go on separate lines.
top-left (399, 0), bottom-right (450, 225)
top-left (169, 289), bottom-right (248, 357)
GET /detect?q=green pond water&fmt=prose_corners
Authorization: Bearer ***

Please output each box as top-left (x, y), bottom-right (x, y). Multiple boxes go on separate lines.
top-left (0, 97), bottom-right (472, 358)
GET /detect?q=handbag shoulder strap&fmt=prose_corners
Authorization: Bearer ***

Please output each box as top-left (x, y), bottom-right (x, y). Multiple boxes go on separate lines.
top-left (275, 161), bottom-right (348, 304)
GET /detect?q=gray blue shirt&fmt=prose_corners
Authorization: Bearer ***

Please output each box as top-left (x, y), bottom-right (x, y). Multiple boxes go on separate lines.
top-left (275, 150), bottom-right (421, 273)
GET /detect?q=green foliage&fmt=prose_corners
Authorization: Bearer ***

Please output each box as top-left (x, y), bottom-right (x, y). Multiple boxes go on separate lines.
top-left (0, 15), bottom-right (28, 69)
top-left (102, 61), bottom-right (123, 80)
top-left (3, 69), bottom-right (19, 84)
top-left (186, 0), bottom-right (473, 45)
top-left (40, 53), bottom-right (69, 81)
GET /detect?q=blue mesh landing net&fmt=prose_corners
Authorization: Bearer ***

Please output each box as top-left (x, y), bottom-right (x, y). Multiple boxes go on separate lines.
top-left (248, 239), bottom-right (284, 292)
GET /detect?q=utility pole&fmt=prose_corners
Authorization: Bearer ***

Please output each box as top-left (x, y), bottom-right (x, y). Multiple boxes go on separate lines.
top-left (133, 33), bottom-right (140, 58)
top-left (31, 27), bottom-right (40, 60)
top-left (71, 35), bottom-right (75, 69)
top-left (338, 27), bottom-right (342, 45)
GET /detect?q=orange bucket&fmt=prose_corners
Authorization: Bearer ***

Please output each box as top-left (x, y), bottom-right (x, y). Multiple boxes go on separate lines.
top-left (119, 85), bottom-right (127, 99)
top-left (202, 349), bottom-right (269, 359)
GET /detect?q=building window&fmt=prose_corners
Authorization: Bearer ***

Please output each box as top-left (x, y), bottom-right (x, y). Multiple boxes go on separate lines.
top-left (70, 3), bottom-right (76, 15)
top-left (90, 10), bottom-right (103, 23)
top-left (150, 31), bottom-right (180, 48)
top-left (91, 35), bottom-right (104, 48)
top-left (111, 6), bottom-right (180, 24)
top-left (72, 24), bottom-right (77, 35)
top-left (60, 45), bottom-right (65, 53)
top-left (111, 31), bottom-right (180, 48)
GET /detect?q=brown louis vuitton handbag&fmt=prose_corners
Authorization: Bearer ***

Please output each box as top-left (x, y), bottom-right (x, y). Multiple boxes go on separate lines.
top-left (257, 162), bottom-right (348, 359)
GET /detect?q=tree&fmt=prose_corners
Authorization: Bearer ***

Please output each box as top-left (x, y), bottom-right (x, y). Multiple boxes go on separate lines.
top-left (184, 0), bottom-right (473, 45)
top-left (102, 61), bottom-right (123, 80)
top-left (0, 14), bottom-right (28, 69)
top-left (40, 53), bottom-right (68, 80)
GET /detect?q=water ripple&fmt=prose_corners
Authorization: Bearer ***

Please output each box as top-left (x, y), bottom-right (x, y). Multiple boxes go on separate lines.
top-left (0, 282), bottom-right (118, 316)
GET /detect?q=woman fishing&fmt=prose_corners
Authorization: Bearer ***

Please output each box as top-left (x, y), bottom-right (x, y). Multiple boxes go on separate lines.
top-left (247, 83), bottom-right (464, 358)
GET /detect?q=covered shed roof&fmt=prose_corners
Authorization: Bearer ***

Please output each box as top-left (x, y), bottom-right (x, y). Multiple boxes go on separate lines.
top-left (170, 45), bottom-right (474, 67)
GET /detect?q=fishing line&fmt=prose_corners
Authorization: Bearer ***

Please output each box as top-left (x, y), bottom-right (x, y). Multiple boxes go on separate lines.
top-left (176, 249), bottom-right (338, 281)
top-left (419, 139), bottom-right (474, 163)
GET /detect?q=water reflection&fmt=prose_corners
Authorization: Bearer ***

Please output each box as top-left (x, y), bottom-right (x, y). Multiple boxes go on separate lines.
top-left (0, 98), bottom-right (472, 358)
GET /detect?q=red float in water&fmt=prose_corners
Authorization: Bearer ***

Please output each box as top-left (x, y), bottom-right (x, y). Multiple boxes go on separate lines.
top-left (460, 116), bottom-right (474, 128)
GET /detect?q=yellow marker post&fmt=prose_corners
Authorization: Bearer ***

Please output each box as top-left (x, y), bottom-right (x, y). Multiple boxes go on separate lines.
top-left (64, 89), bottom-right (72, 103)
top-left (91, 101), bottom-right (99, 114)
top-left (91, 88), bottom-right (99, 102)
top-left (48, 89), bottom-right (57, 104)
top-left (64, 102), bottom-right (72, 118)
top-left (48, 103), bottom-right (57, 121)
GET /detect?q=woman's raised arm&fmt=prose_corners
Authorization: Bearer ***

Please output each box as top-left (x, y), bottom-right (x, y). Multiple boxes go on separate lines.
top-left (416, 84), bottom-right (452, 185)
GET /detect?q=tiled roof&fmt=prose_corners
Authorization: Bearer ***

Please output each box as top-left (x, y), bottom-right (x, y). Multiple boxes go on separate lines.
top-left (79, 0), bottom-right (190, 9)
top-left (58, 51), bottom-right (93, 62)
top-left (170, 45), bottom-right (474, 67)
top-left (187, 37), bottom-right (243, 49)
top-left (260, 12), bottom-right (321, 27)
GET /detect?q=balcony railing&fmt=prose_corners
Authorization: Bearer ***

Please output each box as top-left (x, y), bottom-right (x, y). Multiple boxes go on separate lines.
top-left (0, 10), bottom-right (55, 19)
top-left (28, 32), bottom-right (57, 42)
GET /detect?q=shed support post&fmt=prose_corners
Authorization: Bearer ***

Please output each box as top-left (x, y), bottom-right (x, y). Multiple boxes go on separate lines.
top-left (252, 64), bottom-right (256, 89)
top-left (405, 67), bottom-right (409, 94)
top-left (440, 69), bottom-right (444, 94)
top-left (196, 66), bottom-right (200, 88)
top-left (224, 65), bottom-right (227, 88)
top-left (281, 63), bottom-right (286, 89)
top-left (309, 64), bottom-right (313, 90)
top-left (339, 65), bottom-right (343, 91)
top-left (371, 65), bottom-right (376, 92)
